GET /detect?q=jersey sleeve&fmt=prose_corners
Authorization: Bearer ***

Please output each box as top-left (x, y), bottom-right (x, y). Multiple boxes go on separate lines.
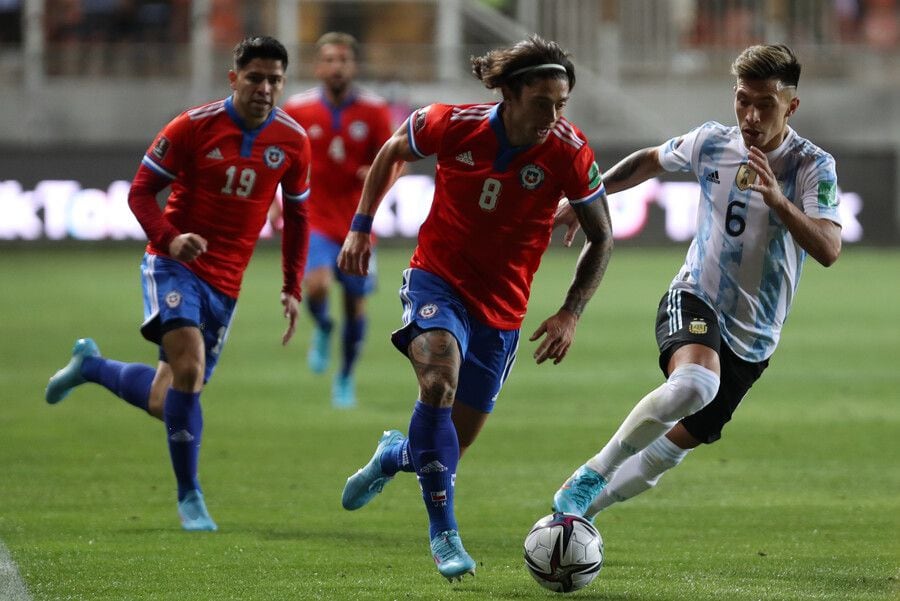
top-left (140, 112), bottom-right (192, 181)
top-left (281, 133), bottom-right (312, 203)
top-left (564, 144), bottom-right (606, 206)
top-left (127, 113), bottom-right (193, 251)
top-left (657, 122), bottom-right (714, 174)
top-left (406, 104), bottom-right (453, 159)
top-left (280, 134), bottom-right (313, 299)
top-left (797, 152), bottom-right (841, 224)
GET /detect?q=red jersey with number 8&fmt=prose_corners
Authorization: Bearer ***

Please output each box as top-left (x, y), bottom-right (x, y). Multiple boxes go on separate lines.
top-left (406, 102), bottom-right (605, 329)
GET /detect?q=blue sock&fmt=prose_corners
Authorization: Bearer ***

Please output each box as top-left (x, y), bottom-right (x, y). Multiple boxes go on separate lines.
top-left (380, 438), bottom-right (414, 476)
top-left (340, 316), bottom-right (367, 377)
top-left (408, 401), bottom-right (459, 539)
top-left (163, 389), bottom-right (203, 501)
top-left (81, 357), bottom-right (154, 413)
top-left (307, 298), bottom-right (333, 333)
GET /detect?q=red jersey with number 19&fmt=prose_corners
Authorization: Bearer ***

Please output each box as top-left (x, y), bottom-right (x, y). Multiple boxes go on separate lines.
top-left (139, 97), bottom-right (311, 298)
top-left (407, 102), bottom-right (605, 329)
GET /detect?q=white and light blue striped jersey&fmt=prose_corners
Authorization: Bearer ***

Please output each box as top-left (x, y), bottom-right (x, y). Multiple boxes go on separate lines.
top-left (658, 122), bottom-right (841, 362)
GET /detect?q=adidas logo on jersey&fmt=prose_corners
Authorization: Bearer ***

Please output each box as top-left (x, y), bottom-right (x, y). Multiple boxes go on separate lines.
top-left (455, 151), bottom-right (474, 166)
top-left (206, 147), bottom-right (224, 160)
top-left (705, 170), bottom-right (720, 184)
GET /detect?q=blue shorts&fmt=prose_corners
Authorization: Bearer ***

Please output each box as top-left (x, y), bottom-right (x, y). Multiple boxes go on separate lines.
top-left (390, 268), bottom-right (519, 413)
top-left (139, 253), bottom-right (236, 382)
top-left (307, 231), bottom-right (377, 297)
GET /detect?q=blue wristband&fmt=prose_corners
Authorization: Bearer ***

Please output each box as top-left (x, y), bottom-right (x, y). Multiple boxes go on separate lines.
top-left (350, 213), bottom-right (374, 234)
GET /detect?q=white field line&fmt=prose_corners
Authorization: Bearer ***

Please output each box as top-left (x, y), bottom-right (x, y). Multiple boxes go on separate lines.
top-left (0, 540), bottom-right (31, 601)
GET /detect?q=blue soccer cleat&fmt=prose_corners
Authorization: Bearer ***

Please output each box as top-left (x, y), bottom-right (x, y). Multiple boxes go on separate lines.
top-left (178, 490), bottom-right (218, 532)
top-left (307, 326), bottom-right (331, 374)
top-left (341, 429), bottom-right (405, 510)
top-left (431, 530), bottom-right (476, 581)
top-left (553, 464), bottom-right (608, 517)
top-left (45, 338), bottom-right (100, 405)
top-left (332, 373), bottom-right (356, 409)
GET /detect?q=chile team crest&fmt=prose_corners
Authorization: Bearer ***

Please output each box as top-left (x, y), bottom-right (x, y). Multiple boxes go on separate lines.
top-left (520, 164), bottom-right (545, 190)
top-left (419, 303), bottom-right (438, 319)
top-left (264, 145), bottom-right (286, 169)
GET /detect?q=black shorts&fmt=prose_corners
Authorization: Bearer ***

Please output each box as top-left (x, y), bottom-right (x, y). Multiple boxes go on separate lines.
top-left (655, 290), bottom-right (769, 444)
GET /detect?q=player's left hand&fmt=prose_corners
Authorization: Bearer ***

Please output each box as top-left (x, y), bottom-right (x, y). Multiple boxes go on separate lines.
top-left (529, 309), bottom-right (578, 365)
top-left (280, 292), bottom-right (300, 345)
top-left (747, 146), bottom-right (787, 210)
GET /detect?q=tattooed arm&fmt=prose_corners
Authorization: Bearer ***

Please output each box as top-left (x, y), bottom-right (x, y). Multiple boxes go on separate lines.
top-left (555, 145), bottom-right (668, 245)
top-left (602, 146), bottom-right (666, 194)
top-left (532, 191), bottom-right (615, 365)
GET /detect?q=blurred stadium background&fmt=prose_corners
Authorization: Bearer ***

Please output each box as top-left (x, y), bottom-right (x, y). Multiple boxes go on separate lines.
top-left (1, 3), bottom-right (899, 599)
top-left (0, 0), bottom-right (898, 246)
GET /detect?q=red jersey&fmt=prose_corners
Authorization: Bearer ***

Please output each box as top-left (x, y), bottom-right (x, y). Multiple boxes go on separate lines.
top-left (283, 88), bottom-right (393, 243)
top-left (133, 97), bottom-right (312, 298)
top-left (407, 102), bottom-right (605, 329)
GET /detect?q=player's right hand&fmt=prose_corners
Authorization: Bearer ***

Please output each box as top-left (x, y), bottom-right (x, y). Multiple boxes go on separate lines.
top-left (337, 231), bottom-right (371, 276)
top-left (169, 233), bottom-right (208, 262)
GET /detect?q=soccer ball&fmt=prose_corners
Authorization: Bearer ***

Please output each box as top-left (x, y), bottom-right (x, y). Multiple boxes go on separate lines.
top-left (523, 512), bottom-right (604, 593)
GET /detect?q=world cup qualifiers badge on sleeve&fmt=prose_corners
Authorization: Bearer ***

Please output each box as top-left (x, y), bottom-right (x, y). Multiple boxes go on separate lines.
top-left (152, 137), bottom-right (170, 160)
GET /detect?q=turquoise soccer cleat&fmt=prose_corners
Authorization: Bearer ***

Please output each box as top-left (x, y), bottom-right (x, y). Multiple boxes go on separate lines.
top-left (45, 338), bottom-right (100, 405)
top-left (307, 327), bottom-right (331, 374)
top-left (552, 464), bottom-right (608, 517)
top-left (331, 373), bottom-right (356, 408)
top-left (430, 530), bottom-right (476, 581)
top-left (341, 429), bottom-right (405, 510)
top-left (178, 490), bottom-right (218, 532)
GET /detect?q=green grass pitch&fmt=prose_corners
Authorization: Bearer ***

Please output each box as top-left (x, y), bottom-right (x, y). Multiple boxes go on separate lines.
top-left (1, 244), bottom-right (898, 600)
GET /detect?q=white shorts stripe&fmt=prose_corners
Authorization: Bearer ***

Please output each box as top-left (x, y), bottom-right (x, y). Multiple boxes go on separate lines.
top-left (141, 254), bottom-right (160, 329)
top-left (667, 288), bottom-right (683, 336)
top-left (399, 268), bottom-right (413, 325)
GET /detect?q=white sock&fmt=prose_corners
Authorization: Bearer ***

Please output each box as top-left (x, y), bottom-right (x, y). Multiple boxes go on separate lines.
top-left (587, 435), bottom-right (690, 517)
top-left (585, 364), bottom-right (717, 480)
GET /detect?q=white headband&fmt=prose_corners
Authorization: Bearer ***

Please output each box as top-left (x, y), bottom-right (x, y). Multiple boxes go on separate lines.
top-left (507, 63), bottom-right (567, 79)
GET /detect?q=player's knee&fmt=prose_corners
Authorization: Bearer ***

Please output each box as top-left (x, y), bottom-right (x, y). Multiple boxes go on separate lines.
top-left (170, 357), bottom-right (205, 391)
top-left (657, 364), bottom-right (719, 422)
top-left (417, 367), bottom-right (457, 406)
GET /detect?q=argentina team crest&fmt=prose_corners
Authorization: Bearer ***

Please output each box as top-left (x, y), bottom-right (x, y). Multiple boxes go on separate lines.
top-left (264, 145), bottom-right (286, 169)
top-left (519, 164), bottom-right (545, 190)
top-left (688, 318), bottom-right (708, 335)
top-left (735, 163), bottom-right (757, 191)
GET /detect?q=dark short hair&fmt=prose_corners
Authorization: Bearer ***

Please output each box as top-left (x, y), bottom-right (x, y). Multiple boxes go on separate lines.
top-left (471, 34), bottom-right (576, 96)
top-left (233, 36), bottom-right (289, 70)
top-left (731, 44), bottom-right (801, 88)
top-left (315, 31), bottom-right (359, 57)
